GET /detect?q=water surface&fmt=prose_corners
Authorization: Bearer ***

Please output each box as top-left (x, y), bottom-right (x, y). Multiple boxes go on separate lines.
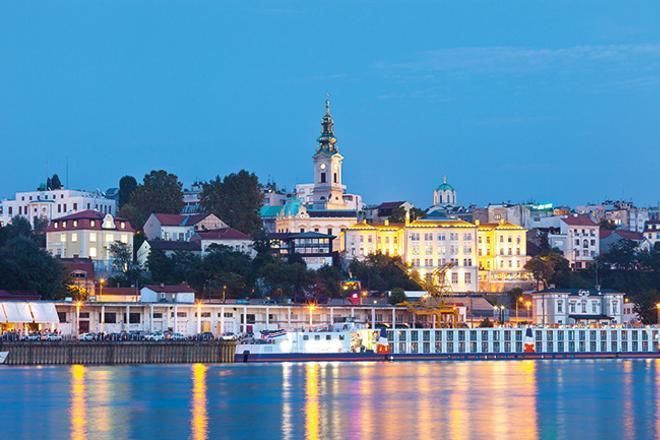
top-left (1, 360), bottom-right (658, 439)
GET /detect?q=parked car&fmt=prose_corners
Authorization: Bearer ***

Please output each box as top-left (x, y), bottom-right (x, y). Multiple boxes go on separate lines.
top-left (45, 333), bottom-right (62, 341)
top-left (195, 332), bottom-right (214, 341)
top-left (25, 334), bottom-right (42, 341)
top-left (79, 333), bottom-right (96, 341)
top-left (169, 332), bottom-right (186, 341)
top-left (220, 332), bottom-right (237, 341)
top-left (144, 332), bottom-right (165, 342)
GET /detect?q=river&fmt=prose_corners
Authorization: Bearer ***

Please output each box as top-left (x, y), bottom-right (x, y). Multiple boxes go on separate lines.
top-left (1, 360), bottom-right (658, 439)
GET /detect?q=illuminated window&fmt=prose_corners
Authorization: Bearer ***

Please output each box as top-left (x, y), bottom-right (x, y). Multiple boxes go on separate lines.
top-left (60, 233), bottom-right (66, 242)
top-left (71, 233), bottom-right (78, 242)
top-left (53, 222), bottom-right (58, 229)
top-left (90, 233), bottom-right (97, 242)
top-left (90, 220), bottom-right (96, 227)
top-left (73, 220), bottom-right (78, 227)
top-left (89, 247), bottom-right (97, 258)
top-left (120, 222), bottom-right (125, 229)
top-left (106, 234), bottom-right (114, 242)
top-left (121, 234), bottom-right (128, 243)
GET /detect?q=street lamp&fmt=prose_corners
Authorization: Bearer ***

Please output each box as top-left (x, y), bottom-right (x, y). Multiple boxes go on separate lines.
top-left (499, 305), bottom-right (506, 324)
top-left (360, 290), bottom-right (368, 306)
top-left (525, 301), bottom-right (532, 321)
top-left (98, 278), bottom-right (105, 301)
top-left (308, 304), bottom-right (316, 327)
top-left (516, 296), bottom-right (525, 321)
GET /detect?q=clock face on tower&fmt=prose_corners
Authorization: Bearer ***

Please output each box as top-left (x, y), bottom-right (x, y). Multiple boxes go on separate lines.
top-left (320, 163), bottom-right (326, 170)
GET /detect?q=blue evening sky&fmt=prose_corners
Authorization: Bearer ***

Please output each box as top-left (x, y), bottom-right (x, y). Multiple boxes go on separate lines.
top-left (1, 1), bottom-right (659, 208)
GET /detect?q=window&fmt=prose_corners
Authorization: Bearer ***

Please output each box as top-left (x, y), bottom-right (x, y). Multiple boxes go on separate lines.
top-left (106, 234), bottom-right (114, 242)
top-left (320, 172), bottom-right (326, 183)
top-left (89, 247), bottom-right (97, 258)
top-left (90, 233), bottom-right (97, 242)
top-left (120, 222), bottom-right (125, 229)
top-left (71, 233), bottom-right (78, 242)
top-left (60, 233), bottom-right (66, 242)
top-left (103, 312), bottom-right (117, 324)
top-left (451, 272), bottom-right (458, 284)
top-left (90, 220), bottom-right (96, 227)
top-left (54, 222), bottom-right (58, 229)
top-left (464, 272), bottom-right (471, 284)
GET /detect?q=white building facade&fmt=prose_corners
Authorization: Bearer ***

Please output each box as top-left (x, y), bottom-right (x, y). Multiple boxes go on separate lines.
top-left (548, 215), bottom-right (600, 269)
top-left (532, 288), bottom-right (624, 325)
top-left (0, 188), bottom-right (116, 228)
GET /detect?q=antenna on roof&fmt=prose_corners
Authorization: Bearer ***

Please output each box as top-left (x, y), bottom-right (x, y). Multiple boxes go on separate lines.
top-left (66, 156), bottom-right (69, 189)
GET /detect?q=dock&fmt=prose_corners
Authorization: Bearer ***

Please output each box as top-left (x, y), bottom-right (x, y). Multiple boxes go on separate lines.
top-left (0, 341), bottom-right (237, 365)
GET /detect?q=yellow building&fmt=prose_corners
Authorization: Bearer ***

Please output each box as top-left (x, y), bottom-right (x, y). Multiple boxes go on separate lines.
top-left (476, 220), bottom-right (532, 292)
top-left (344, 215), bottom-right (533, 293)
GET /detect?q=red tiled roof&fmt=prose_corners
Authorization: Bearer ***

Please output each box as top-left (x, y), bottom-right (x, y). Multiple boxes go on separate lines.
top-left (46, 210), bottom-right (134, 232)
top-left (614, 230), bottom-right (644, 241)
top-left (0, 290), bottom-right (42, 301)
top-left (153, 213), bottom-right (210, 227)
top-left (195, 228), bottom-right (251, 241)
top-left (144, 283), bottom-right (196, 293)
top-left (61, 258), bottom-right (96, 275)
top-left (102, 287), bottom-right (138, 296)
top-left (599, 229), bottom-right (615, 239)
top-left (561, 215), bottom-right (597, 227)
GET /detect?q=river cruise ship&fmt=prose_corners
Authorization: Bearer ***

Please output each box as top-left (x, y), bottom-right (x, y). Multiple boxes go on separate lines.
top-left (237, 325), bottom-right (660, 362)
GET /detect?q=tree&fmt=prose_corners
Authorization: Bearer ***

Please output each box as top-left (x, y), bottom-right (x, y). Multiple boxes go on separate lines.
top-left (524, 249), bottom-right (570, 290)
top-left (629, 289), bottom-right (659, 324)
top-left (0, 236), bottom-right (66, 298)
top-left (50, 174), bottom-right (63, 190)
top-left (388, 287), bottom-right (407, 305)
top-left (315, 265), bottom-right (345, 298)
top-left (349, 253), bottom-right (420, 292)
top-left (146, 249), bottom-right (177, 284)
top-left (599, 219), bottom-right (617, 230)
top-left (120, 170), bottom-right (184, 229)
top-left (118, 175), bottom-right (138, 208)
top-left (108, 241), bottom-right (133, 273)
top-left (201, 170), bottom-right (263, 234)
top-left (388, 206), bottom-right (425, 223)
top-left (0, 216), bottom-right (33, 246)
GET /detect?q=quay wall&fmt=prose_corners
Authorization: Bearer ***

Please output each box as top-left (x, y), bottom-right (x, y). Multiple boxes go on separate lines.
top-left (0, 341), bottom-right (237, 366)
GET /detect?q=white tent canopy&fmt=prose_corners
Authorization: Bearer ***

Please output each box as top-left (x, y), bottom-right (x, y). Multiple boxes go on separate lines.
top-left (1, 302), bottom-right (34, 323)
top-left (29, 303), bottom-right (59, 323)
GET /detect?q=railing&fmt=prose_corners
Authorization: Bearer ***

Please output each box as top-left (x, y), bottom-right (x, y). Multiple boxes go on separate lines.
top-left (386, 328), bottom-right (660, 355)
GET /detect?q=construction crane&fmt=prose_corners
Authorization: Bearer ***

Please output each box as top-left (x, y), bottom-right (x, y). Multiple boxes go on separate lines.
top-left (394, 261), bottom-right (460, 327)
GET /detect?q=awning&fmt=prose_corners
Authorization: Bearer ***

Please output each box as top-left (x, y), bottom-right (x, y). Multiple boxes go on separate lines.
top-left (29, 303), bottom-right (60, 323)
top-left (0, 302), bottom-right (34, 323)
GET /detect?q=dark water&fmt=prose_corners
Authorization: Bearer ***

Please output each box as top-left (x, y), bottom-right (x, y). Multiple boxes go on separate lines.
top-left (1, 360), bottom-right (658, 439)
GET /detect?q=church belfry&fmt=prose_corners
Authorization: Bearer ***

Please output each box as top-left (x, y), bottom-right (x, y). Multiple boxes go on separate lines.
top-left (312, 95), bottom-right (346, 210)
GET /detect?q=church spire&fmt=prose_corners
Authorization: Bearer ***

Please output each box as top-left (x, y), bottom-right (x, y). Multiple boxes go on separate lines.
top-left (317, 94), bottom-right (337, 153)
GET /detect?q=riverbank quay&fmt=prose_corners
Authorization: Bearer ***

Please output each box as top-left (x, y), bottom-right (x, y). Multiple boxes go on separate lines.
top-left (0, 340), bottom-right (236, 365)
top-left (236, 351), bottom-right (660, 363)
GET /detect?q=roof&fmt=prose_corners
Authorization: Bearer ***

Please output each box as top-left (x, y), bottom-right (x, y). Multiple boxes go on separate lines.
top-left (478, 222), bottom-right (525, 231)
top-left (377, 201), bottom-right (407, 209)
top-left (143, 283), bottom-right (196, 294)
top-left (146, 240), bottom-right (201, 252)
top-left (0, 290), bottom-right (42, 301)
top-left (535, 288), bottom-right (622, 296)
top-left (568, 314), bottom-right (614, 320)
top-left (561, 215), bottom-right (597, 227)
top-left (260, 205), bottom-right (283, 218)
top-left (195, 228), bottom-right (251, 241)
top-left (409, 218), bottom-right (474, 228)
top-left (153, 213), bottom-right (211, 227)
top-left (101, 287), bottom-right (138, 296)
top-left (307, 210), bottom-right (357, 218)
top-left (47, 211), bottom-right (134, 232)
top-left (60, 258), bottom-right (96, 274)
top-left (267, 231), bottom-right (335, 240)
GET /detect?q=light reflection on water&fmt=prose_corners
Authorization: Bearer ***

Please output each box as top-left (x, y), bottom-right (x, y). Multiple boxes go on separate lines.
top-left (0, 360), bottom-right (658, 439)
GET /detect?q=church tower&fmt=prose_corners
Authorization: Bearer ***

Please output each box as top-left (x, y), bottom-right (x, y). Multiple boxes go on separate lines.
top-left (312, 96), bottom-right (346, 210)
top-left (433, 176), bottom-right (457, 207)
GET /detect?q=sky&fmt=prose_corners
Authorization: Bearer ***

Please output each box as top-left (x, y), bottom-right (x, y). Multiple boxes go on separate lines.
top-left (1, 0), bottom-right (659, 208)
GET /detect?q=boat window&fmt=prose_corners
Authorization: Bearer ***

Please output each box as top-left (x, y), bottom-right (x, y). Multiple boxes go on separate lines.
top-left (326, 335), bottom-right (332, 340)
top-left (339, 335), bottom-right (345, 340)
top-left (303, 335), bottom-right (309, 341)
top-left (314, 335), bottom-right (320, 341)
